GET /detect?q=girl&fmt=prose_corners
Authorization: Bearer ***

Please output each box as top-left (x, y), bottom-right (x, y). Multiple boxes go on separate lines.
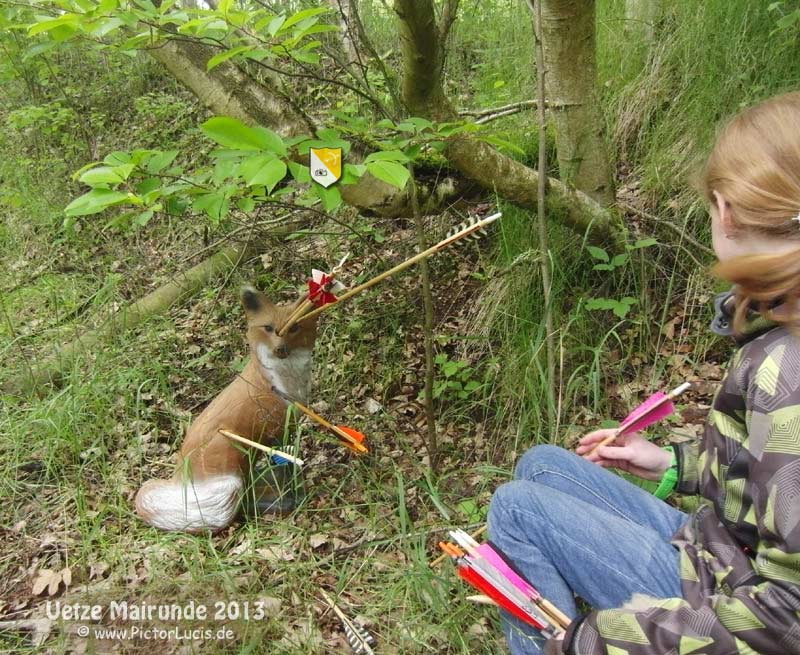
top-left (488, 91), bottom-right (800, 655)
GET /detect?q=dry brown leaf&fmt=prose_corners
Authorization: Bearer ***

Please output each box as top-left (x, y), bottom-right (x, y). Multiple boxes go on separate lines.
top-left (308, 533), bottom-right (329, 549)
top-left (255, 545), bottom-right (296, 562)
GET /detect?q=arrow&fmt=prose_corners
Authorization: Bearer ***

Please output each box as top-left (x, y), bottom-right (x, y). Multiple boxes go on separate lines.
top-left (587, 382), bottom-right (691, 456)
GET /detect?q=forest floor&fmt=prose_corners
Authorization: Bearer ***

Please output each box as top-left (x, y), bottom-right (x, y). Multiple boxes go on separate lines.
top-left (0, 179), bottom-right (728, 654)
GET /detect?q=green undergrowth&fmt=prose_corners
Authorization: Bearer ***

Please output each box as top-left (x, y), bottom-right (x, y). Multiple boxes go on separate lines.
top-left (2, 1), bottom-right (799, 653)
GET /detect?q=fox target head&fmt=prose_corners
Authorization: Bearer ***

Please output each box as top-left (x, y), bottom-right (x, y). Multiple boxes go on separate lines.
top-left (240, 286), bottom-right (317, 359)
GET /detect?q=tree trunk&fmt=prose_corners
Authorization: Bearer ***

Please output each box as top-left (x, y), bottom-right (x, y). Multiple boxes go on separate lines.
top-left (394, 0), bottom-right (622, 245)
top-left (144, 9), bottom-right (621, 242)
top-left (539, 0), bottom-right (615, 206)
top-left (146, 39), bottom-right (312, 137)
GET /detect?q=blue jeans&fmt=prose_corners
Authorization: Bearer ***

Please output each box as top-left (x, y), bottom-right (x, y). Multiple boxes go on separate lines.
top-left (487, 445), bottom-right (688, 655)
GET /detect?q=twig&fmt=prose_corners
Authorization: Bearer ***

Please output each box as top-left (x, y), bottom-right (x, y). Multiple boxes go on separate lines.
top-left (409, 163), bottom-right (439, 472)
top-left (461, 100), bottom-right (541, 118)
top-left (618, 201), bottom-right (715, 260)
top-left (530, 0), bottom-right (558, 425)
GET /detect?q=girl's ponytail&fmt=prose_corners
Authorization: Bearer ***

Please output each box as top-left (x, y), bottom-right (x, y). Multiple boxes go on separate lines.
top-left (713, 250), bottom-right (800, 334)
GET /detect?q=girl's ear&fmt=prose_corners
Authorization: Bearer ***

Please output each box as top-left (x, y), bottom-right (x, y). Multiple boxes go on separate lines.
top-left (240, 286), bottom-right (274, 316)
top-left (713, 191), bottom-right (735, 237)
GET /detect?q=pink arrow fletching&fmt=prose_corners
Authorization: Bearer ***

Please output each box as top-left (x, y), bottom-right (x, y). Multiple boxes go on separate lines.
top-left (476, 543), bottom-right (540, 600)
top-left (618, 392), bottom-right (674, 436)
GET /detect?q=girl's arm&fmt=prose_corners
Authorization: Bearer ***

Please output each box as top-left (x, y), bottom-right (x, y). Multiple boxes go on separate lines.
top-left (563, 332), bottom-right (800, 655)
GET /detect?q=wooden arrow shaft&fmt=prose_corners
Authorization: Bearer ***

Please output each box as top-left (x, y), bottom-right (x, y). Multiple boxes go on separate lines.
top-left (219, 429), bottom-right (305, 467)
top-left (292, 401), bottom-right (367, 452)
top-left (296, 213), bottom-right (501, 325)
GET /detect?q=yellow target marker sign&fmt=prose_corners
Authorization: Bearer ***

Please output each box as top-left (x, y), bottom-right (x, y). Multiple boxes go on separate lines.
top-left (309, 147), bottom-right (342, 188)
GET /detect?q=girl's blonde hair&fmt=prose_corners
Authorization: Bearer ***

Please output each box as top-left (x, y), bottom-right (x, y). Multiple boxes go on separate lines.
top-left (701, 91), bottom-right (800, 333)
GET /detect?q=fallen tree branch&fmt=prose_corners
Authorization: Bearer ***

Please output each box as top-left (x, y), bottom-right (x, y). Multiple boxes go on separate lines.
top-left (394, 0), bottom-right (623, 246)
top-left (6, 244), bottom-right (252, 396)
top-left (461, 99), bottom-right (541, 118)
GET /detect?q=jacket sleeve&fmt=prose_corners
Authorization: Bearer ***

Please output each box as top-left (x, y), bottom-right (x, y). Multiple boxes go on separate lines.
top-left (567, 342), bottom-right (800, 655)
top-left (674, 440), bottom-right (700, 495)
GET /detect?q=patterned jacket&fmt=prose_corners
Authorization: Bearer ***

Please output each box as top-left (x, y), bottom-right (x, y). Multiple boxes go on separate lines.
top-left (567, 311), bottom-right (800, 654)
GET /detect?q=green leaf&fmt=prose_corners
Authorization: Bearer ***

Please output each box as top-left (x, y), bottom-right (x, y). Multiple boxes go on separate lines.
top-left (145, 150), bottom-right (179, 174)
top-left (104, 151), bottom-right (132, 166)
top-left (364, 150), bottom-right (410, 164)
top-left (193, 192), bottom-right (228, 222)
top-left (288, 161), bottom-right (311, 183)
top-left (405, 117), bottom-right (434, 132)
top-left (610, 253), bottom-right (629, 267)
top-left (237, 196), bottom-right (256, 213)
top-left (289, 50), bottom-right (320, 64)
top-left (65, 189), bottom-right (132, 216)
top-left (340, 164), bottom-right (366, 185)
top-left (478, 134), bottom-right (526, 156)
top-left (240, 156), bottom-right (287, 192)
top-left (366, 160), bottom-right (410, 189)
top-left (79, 167), bottom-right (124, 186)
top-left (28, 14), bottom-right (78, 37)
top-left (631, 237), bottom-right (658, 249)
top-left (133, 210), bottom-right (154, 227)
top-left (136, 177), bottom-right (162, 196)
top-left (265, 14), bottom-right (286, 36)
top-left (586, 245), bottom-right (609, 262)
top-left (200, 117), bottom-right (286, 154)
top-left (207, 45), bottom-right (254, 70)
top-left (212, 159), bottom-right (239, 184)
top-left (442, 361), bottom-right (460, 377)
top-left (280, 6), bottom-right (329, 32)
top-left (315, 184), bottom-right (342, 212)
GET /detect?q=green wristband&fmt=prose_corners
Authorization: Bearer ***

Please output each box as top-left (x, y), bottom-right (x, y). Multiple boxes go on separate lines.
top-left (654, 446), bottom-right (678, 500)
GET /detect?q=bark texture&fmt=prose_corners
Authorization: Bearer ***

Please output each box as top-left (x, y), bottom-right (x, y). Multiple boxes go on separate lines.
top-left (147, 39), bottom-right (312, 137)
top-left (394, 0), bottom-right (622, 244)
top-left (539, 0), bottom-right (615, 206)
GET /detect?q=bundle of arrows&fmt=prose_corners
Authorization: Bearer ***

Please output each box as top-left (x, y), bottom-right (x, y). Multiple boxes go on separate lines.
top-left (278, 212), bottom-right (502, 335)
top-left (439, 529), bottom-right (570, 639)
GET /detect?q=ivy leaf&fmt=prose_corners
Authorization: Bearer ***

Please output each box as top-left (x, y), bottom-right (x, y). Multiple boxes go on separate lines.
top-left (366, 160), bottom-right (410, 189)
top-left (200, 117), bottom-right (286, 155)
top-left (240, 156), bottom-right (287, 192)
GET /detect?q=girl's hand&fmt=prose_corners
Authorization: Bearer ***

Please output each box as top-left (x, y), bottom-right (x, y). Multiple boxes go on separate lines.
top-left (576, 429), bottom-right (672, 481)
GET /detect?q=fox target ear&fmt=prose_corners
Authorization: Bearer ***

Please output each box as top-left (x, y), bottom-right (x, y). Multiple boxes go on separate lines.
top-left (240, 286), bottom-right (272, 315)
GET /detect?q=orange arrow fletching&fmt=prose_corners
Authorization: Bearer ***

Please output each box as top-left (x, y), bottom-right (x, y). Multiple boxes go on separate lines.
top-left (335, 425), bottom-right (368, 453)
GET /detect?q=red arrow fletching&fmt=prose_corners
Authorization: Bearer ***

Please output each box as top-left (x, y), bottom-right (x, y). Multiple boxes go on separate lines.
top-left (456, 566), bottom-right (546, 629)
